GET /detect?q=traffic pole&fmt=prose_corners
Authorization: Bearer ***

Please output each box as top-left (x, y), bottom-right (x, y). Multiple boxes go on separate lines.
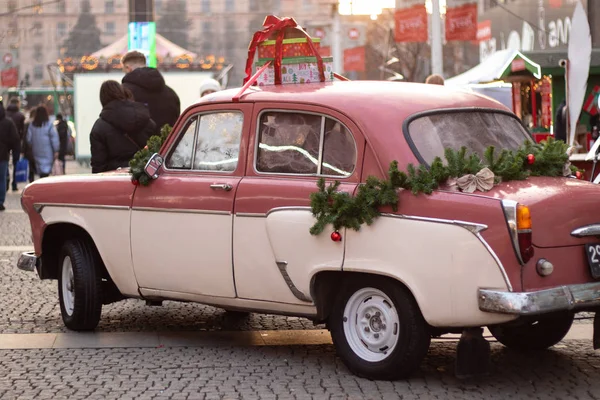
top-left (332, 2), bottom-right (343, 74)
top-left (431, 0), bottom-right (443, 76)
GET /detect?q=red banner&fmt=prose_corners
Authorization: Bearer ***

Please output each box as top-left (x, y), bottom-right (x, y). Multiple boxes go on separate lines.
top-left (319, 46), bottom-right (331, 57)
top-left (541, 79), bottom-right (552, 127)
top-left (394, 5), bottom-right (427, 43)
top-left (343, 46), bottom-right (365, 73)
top-left (476, 20), bottom-right (492, 42)
top-left (1, 68), bottom-right (18, 87)
top-left (445, 3), bottom-right (478, 41)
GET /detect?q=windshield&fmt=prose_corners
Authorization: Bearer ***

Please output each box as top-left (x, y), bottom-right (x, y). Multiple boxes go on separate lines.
top-left (406, 111), bottom-right (531, 165)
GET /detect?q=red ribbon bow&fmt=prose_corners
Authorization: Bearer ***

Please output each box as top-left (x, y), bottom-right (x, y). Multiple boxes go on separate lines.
top-left (243, 15), bottom-right (325, 85)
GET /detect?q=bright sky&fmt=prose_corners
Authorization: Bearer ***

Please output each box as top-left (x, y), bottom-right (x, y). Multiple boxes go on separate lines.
top-left (338, 0), bottom-right (447, 15)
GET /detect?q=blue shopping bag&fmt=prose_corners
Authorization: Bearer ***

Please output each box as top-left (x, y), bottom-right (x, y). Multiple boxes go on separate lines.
top-left (15, 158), bottom-right (29, 183)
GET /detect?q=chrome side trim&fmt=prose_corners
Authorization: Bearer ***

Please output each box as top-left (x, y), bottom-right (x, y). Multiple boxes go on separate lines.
top-left (382, 213), bottom-right (488, 233)
top-left (478, 282), bottom-right (600, 316)
top-left (17, 251), bottom-right (38, 273)
top-left (475, 233), bottom-right (512, 292)
top-left (276, 261), bottom-right (313, 303)
top-left (571, 224), bottom-right (600, 238)
top-left (132, 207), bottom-right (230, 215)
top-left (34, 203), bottom-right (130, 213)
top-left (266, 206), bottom-right (312, 217)
top-left (235, 212), bottom-right (266, 218)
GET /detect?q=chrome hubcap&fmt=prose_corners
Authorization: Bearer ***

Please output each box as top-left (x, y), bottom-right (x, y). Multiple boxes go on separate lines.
top-left (61, 256), bottom-right (75, 316)
top-left (343, 287), bottom-right (400, 362)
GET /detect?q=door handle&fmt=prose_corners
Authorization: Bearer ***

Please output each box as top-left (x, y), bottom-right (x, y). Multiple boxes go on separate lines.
top-left (210, 183), bottom-right (232, 191)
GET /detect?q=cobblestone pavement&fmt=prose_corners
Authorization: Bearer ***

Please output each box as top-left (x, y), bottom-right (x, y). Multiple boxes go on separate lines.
top-left (0, 161), bottom-right (324, 333)
top-left (2, 341), bottom-right (600, 399)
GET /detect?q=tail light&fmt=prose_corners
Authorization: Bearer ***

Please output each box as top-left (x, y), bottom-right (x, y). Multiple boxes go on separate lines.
top-left (502, 200), bottom-right (534, 264)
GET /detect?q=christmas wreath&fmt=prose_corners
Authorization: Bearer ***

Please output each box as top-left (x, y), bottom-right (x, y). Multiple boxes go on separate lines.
top-left (309, 138), bottom-right (581, 236)
top-left (129, 124), bottom-right (172, 186)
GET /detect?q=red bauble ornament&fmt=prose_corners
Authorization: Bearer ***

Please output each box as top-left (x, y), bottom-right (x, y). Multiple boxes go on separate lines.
top-left (527, 154), bottom-right (535, 165)
top-left (576, 171), bottom-right (583, 180)
top-left (330, 231), bottom-right (342, 242)
top-left (131, 179), bottom-right (139, 186)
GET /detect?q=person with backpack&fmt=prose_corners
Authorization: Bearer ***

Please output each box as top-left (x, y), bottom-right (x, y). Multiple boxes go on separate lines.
top-left (0, 101), bottom-right (20, 211)
top-left (90, 80), bottom-right (156, 173)
top-left (26, 105), bottom-right (59, 179)
top-left (55, 114), bottom-right (71, 174)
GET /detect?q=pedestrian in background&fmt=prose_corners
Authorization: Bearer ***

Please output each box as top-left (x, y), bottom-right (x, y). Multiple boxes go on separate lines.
top-left (23, 108), bottom-right (37, 183)
top-left (200, 78), bottom-right (222, 97)
top-left (6, 98), bottom-right (25, 192)
top-left (55, 114), bottom-right (70, 174)
top-left (425, 74), bottom-right (445, 85)
top-left (90, 80), bottom-right (156, 174)
top-left (121, 51), bottom-right (180, 133)
top-left (555, 99), bottom-right (568, 143)
top-left (26, 105), bottom-right (59, 179)
top-left (0, 101), bottom-right (20, 211)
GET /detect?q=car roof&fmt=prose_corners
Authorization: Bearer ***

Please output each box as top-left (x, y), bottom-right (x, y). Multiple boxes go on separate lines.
top-left (199, 80), bottom-right (508, 112)
top-left (196, 81), bottom-right (511, 173)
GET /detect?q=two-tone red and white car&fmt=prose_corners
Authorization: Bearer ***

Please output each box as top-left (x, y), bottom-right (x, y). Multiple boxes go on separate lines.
top-left (18, 81), bottom-right (600, 380)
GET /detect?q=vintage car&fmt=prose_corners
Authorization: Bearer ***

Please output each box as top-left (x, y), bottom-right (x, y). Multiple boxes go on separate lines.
top-left (17, 81), bottom-right (600, 380)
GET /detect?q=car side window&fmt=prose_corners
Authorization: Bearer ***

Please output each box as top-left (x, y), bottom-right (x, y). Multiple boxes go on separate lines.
top-left (256, 111), bottom-right (356, 177)
top-left (166, 117), bottom-right (197, 169)
top-left (193, 112), bottom-right (243, 172)
top-left (321, 118), bottom-right (356, 177)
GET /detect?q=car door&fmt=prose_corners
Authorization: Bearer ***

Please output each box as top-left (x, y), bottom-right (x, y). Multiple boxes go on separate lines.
top-left (130, 103), bottom-right (252, 298)
top-left (233, 104), bottom-right (365, 305)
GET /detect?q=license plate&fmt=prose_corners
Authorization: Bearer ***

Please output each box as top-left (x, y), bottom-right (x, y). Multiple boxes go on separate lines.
top-left (585, 243), bottom-right (600, 279)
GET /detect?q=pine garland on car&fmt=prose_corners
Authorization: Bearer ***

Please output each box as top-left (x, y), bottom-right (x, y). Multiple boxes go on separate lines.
top-left (129, 124), bottom-right (172, 186)
top-left (309, 138), bottom-right (580, 235)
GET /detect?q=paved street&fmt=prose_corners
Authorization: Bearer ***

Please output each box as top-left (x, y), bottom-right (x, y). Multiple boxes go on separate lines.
top-left (2, 160), bottom-right (600, 399)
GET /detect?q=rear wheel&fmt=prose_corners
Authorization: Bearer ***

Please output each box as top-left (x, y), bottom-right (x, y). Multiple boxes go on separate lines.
top-left (329, 277), bottom-right (430, 380)
top-left (489, 313), bottom-right (574, 351)
top-left (58, 239), bottom-right (103, 331)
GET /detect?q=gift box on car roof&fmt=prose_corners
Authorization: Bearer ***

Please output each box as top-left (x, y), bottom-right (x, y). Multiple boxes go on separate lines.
top-left (242, 15), bottom-right (341, 88)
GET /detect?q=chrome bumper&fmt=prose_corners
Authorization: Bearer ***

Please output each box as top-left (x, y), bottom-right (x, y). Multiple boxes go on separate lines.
top-left (479, 282), bottom-right (600, 316)
top-left (17, 251), bottom-right (38, 273)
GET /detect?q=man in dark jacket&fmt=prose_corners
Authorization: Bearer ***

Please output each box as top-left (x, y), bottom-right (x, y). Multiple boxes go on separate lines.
top-left (90, 89), bottom-right (156, 174)
top-left (55, 114), bottom-right (70, 174)
top-left (121, 51), bottom-right (180, 133)
top-left (0, 101), bottom-right (20, 210)
top-left (6, 98), bottom-right (24, 191)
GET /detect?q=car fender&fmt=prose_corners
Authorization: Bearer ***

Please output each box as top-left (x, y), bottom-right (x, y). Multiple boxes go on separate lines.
top-left (343, 214), bottom-right (517, 327)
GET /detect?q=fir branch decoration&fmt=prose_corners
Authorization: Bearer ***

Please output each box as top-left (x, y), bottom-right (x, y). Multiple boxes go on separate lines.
top-left (309, 137), bottom-right (580, 235)
top-left (129, 124), bottom-right (172, 186)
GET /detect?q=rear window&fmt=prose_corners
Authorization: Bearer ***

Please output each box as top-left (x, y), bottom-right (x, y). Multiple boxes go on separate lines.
top-left (406, 111), bottom-right (531, 165)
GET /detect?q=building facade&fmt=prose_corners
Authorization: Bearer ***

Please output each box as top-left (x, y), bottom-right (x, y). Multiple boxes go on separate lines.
top-left (0, 0), bottom-right (330, 88)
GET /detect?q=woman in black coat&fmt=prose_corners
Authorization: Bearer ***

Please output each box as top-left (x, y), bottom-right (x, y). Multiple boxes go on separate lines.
top-left (90, 80), bottom-right (156, 173)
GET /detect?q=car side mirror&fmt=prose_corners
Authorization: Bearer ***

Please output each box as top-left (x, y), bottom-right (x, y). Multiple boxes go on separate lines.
top-left (144, 153), bottom-right (164, 180)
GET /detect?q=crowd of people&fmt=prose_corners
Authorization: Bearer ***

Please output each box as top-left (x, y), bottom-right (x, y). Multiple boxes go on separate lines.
top-left (0, 50), bottom-right (224, 211)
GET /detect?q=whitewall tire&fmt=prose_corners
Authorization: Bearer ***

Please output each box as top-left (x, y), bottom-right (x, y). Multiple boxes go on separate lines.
top-left (329, 277), bottom-right (430, 380)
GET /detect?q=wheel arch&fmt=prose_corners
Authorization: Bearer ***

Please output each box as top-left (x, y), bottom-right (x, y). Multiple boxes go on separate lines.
top-left (40, 223), bottom-right (108, 281)
top-left (310, 270), bottom-right (421, 324)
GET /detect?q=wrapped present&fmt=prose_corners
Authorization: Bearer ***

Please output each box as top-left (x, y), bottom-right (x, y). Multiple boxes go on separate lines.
top-left (258, 38), bottom-right (321, 59)
top-left (244, 15), bottom-right (326, 86)
top-left (255, 57), bottom-right (334, 86)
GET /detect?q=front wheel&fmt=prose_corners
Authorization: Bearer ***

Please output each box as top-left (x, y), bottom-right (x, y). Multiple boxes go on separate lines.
top-left (489, 312), bottom-right (574, 351)
top-left (329, 277), bottom-right (431, 380)
top-left (58, 239), bottom-right (103, 331)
